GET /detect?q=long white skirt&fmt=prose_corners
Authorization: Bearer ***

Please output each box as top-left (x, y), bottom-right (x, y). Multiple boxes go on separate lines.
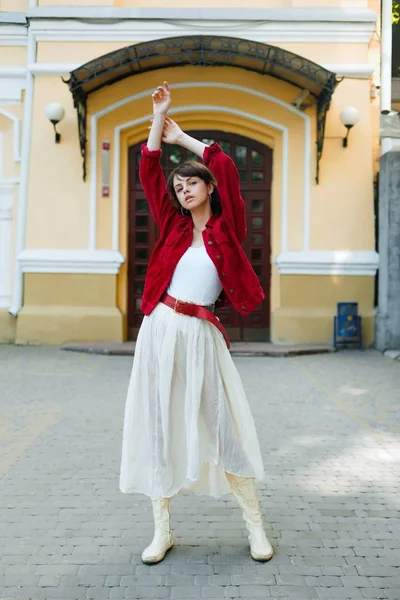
top-left (119, 302), bottom-right (265, 499)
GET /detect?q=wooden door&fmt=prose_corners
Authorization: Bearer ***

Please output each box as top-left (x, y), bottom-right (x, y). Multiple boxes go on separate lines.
top-left (127, 132), bottom-right (272, 341)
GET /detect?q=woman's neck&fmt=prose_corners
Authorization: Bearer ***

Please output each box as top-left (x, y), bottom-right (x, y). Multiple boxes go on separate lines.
top-left (191, 203), bottom-right (212, 232)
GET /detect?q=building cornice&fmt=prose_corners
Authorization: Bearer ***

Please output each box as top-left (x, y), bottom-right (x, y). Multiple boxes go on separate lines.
top-left (0, 68), bottom-right (26, 105)
top-left (0, 23), bottom-right (27, 46)
top-left (24, 6), bottom-right (377, 22)
top-left (0, 7), bottom-right (378, 45)
top-left (28, 18), bottom-right (377, 44)
top-left (275, 251), bottom-right (379, 276)
top-left (0, 12), bottom-right (27, 24)
top-left (19, 249), bottom-right (125, 275)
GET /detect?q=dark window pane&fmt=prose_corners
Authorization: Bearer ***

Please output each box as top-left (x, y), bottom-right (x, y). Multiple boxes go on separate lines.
top-left (136, 215), bottom-right (147, 227)
top-left (202, 138), bottom-right (215, 145)
top-left (135, 281), bottom-right (144, 294)
top-left (135, 264), bottom-right (147, 276)
top-left (235, 145), bottom-right (247, 167)
top-left (136, 199), bottom-right (147, 213)
top-left (251, 171), bottom-right (264, 182)
top-left (169, 147), bottom-right (181, 165)
top-left (252, 248), bottom-right (262, 260)
top-left (136, 248), bottom-right (148, 260)
top-left (252, 216), bottom-right (263, 228)
top-left (252, 233), bottom-right (263, 244)
top-left (220, 141), bottom-right (231, 154)
top-left (253, 264), bottom-right (263, 276)
top-left (239, 170), bottom-right (247, 183)
top-left (136, 152), bottom-right (141, 163)
top-left (251, 150), bottom-right (264, 166)
top-left (251, 199), bottom-right (264, 213)
top-left (136, 298), bottom-right (142, 310)
top-left (136, 232), bottom-right (147, 243)
top-left (187, 151), bottom-right (197, 161)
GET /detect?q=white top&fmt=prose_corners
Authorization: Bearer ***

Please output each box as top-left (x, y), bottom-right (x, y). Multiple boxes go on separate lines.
top-left (167, 245), bottom-right (223, 305)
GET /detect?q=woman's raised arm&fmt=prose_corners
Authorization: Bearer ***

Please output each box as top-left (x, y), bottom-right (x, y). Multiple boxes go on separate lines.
top-left (140, 82), bottom-right (177, 230)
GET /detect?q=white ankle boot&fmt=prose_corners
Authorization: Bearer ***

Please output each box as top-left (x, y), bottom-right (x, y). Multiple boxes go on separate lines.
top-left (141, 498), bottom-right (174, 564)
top-left (226, 474), bottom-right (273, 562)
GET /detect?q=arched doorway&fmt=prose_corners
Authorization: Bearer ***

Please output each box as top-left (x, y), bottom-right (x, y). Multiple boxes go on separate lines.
top-left (127, 132), bottom-right (272, 342)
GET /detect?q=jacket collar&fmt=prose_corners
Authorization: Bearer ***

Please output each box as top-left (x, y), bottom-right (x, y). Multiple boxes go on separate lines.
top-left (177, 214), bottom-right (218, 233)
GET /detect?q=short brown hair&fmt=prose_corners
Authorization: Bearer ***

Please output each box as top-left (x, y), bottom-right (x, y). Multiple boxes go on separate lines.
top-left (167, 161), bottom-right (221, 215)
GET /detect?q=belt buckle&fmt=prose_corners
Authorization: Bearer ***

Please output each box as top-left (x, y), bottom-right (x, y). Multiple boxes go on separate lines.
top-left (174, 298), bottom-right (184, 314)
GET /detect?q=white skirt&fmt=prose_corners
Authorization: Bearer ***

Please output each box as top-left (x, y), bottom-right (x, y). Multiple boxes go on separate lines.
top-left (119, 302), bottom-right (265, 499)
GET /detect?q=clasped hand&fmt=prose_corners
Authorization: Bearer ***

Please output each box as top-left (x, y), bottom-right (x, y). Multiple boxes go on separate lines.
top-left (151, 81), bottom-right (183, 145)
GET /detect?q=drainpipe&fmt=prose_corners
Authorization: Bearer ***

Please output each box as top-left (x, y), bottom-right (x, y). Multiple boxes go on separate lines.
top-left (380, 0), bottom-right (393, 154)
top-left (8, 28), bottom-right (36, 317)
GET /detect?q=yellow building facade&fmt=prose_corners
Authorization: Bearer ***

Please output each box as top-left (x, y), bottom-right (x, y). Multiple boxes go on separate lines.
top-left (0, 0), bottom-right (381, 346)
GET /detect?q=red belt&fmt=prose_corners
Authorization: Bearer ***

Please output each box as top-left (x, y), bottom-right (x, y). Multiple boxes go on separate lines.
top-left (160, 292), bottom-right (230, 349)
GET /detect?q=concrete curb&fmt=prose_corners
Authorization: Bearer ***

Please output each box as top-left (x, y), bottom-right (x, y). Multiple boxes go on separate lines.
top-left (383, 349), bottom-right (400, 361)
top-left (60, 341), bottom-right (335, 357)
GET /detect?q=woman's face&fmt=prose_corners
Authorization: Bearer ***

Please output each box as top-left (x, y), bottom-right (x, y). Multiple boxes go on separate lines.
top-left (173, 175), bottom-right (213, 213)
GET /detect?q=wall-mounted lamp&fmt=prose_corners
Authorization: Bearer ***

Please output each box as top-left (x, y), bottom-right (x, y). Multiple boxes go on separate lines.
top-left (340, 107), bottom-right (360, 148)
top-left (45, 102), bottom-right (65, 143)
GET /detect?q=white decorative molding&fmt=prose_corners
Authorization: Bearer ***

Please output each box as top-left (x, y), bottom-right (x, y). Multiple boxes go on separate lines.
top-left (28, 61), bottom-right (375, 80)
top-left (0, 109), bottom-right (22, 163)
top-left (0, 68), bottom-right (26, 105)
top-left (29, 63), bottom-right (77, 76)
top-left (25, 6), bottom-right (377, 20)
top-left (275, 251), bottom-right (379, 276)
top-left (18, 249), bottom-right (125, 274)
top-left (0, 184), bottom-right (14, 308)
top-left (0, 24), bottom-right (28, 46)
top-left (323, 63), bottom-right (375, 79)
top-left (28, 11), bottom-right (377, 44)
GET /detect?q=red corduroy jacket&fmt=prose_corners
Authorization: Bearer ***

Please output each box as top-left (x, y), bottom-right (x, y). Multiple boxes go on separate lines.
top-left (139, 142), bottom-right (264, 315)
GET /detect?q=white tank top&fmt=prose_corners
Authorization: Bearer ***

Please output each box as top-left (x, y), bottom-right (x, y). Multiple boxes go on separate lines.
top-left (167, 245), bottom-right (223, 305)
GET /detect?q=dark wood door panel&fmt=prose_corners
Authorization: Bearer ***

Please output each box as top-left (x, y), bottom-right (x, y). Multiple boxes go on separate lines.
top-left (127, 131), bottom-right (272, 341)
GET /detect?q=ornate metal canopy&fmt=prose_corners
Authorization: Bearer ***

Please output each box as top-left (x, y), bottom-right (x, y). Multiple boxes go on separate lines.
top-left (64, 35), bottom-right (338, 182)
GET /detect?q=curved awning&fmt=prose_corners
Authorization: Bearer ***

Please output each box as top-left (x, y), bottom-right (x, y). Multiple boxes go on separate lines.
top-left (65, 35), bottom-right (339, 182)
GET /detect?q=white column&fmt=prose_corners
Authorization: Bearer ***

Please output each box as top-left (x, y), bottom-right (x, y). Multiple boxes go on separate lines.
top-left (0, 184), bottom-right (14, 308)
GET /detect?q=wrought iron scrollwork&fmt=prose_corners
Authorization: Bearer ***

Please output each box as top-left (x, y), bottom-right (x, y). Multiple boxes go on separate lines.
top-left (64, 36), bottom-right (338, 183)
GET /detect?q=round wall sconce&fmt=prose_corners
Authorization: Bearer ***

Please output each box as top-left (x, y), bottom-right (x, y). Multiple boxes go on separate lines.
top-left (45, 103), bottom-right (65, 143)
top-left (340, 107), bottom-right (360, 148)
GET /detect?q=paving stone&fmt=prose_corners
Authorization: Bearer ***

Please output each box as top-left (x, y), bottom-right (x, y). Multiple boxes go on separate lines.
top-left (124, 586), bottom-right (170, 598)
top-left (231, 574), bottom-right (276, 585)
top-left (38, 575), bottom-right (63, 587)
top-left (165, 575), bottom-right (195, 586)
top-left (361, 590), bottom-right (389, 599)
top-left (2, 347), bottom-right (400, 600)
top-left (341, 576), bottom-right (373, 587)
top-left (238, 586), bottom-right (273, 597)
top-left (270, 586), bottom-right (317, 597)
top-left (224, 587), bottom-right (240, 598)
top-left (171, 586), bottom-right (202, 597)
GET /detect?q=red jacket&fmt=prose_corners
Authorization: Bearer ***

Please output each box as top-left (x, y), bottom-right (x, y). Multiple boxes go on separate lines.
top-left (139, 142), bottom-right (264, 315)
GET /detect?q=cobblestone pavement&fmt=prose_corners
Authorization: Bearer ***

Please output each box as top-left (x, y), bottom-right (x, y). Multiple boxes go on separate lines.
top-left (1, 346), bottom-right (400, 600)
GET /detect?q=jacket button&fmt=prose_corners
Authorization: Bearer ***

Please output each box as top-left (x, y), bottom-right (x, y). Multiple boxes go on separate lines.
top-left (217, 255), bottom-right (221, 260)
top-left (241, 305), bottom-right (247, 311)
top-left (229, 289), bottom-right (235, 295)
top-left (208, 240), bottom-right (213, 245)
top-left (221, 273), bottom-right (226, 278)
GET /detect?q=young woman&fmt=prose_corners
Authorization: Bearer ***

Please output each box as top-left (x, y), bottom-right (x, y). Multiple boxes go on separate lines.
top-left (119, 82), bottom-right (273, 565)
